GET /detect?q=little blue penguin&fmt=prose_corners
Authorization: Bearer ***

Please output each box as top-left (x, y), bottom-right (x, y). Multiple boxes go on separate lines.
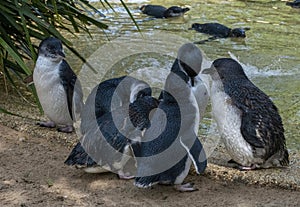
top-left (134, 44), bottom-right (207, 192)
top-left (170, 43), bottom-right (209, 120)
top-left (65, 76), bottom-right (158, 179)
top-left (33, 37), bottom-right (83, 133)
top-left (286, 0), bottom-right (300, 8)
top-left (190, 23), bottom-right (248, 38)
top-left (202, 58), bottom-right (289, 170)
top-left (140, 4), bottom-right (190, 18)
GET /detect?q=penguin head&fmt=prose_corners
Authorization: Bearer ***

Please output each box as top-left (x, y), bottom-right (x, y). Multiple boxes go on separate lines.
top-left (38, 37), bottom-right (65, 62)
top-left (139, 5), bottom-right (146, 12)
top-left (189, 23), bottom-right (201, 31)
top-left (129, 81), bottom-right (152, 103)
top-left (177, 43), bottom-right (202, 78)
top-left (230, 28), bottom-right (247, 38)
top-left (204, 58), bottom-right (249, 82)
top-left (128, 81), bottom-right (158, 130)
top-left (163, 6), bottom-right (190, 17)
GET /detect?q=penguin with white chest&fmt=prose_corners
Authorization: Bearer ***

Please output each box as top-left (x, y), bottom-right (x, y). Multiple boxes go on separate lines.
top-left (134, 43), bottom-right (207, 191)
top-left (202, 58), bottom-right (289, 170)
top-left (65, 76), bottom-right (158, 178)
top-left (33, 37), bottom-right (83, 133)
top-left (166, 43), bottom-right (209, 120)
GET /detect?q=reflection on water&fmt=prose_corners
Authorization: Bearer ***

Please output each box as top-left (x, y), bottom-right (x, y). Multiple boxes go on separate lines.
top-left (72, 0), bottom-right (299, 150)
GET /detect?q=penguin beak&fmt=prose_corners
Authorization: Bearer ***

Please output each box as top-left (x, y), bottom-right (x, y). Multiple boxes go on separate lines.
top-left (201, 66), bottom-right (215, 75)
top-left (57, 50), bottom-right (66, 58)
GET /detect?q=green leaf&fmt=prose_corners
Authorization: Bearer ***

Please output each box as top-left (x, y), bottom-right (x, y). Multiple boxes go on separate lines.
top-left (0, 37), bottom-right (32, 75)
top-left (120, 0), bottom-right (141, 33)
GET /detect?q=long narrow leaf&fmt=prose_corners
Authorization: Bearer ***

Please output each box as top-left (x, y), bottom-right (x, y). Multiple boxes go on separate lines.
top-left (120, 0), bottom-right (141, 32)
top-left (0, 37), bottom-right (31, 75)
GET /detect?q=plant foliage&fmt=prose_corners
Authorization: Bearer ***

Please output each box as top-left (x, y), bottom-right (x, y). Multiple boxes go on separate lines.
top-left (0, 0), bottom-right (136, 114)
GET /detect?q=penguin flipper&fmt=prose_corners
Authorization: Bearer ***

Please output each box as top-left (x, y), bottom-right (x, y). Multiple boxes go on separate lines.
top-left (59, 60), bottom-right (80, 121)
top-left (241, 112), bottom-right (265, 148)
top-left (64, 142), bottom-right (96, 167)
top-left (226, 82), bottom-right (279, 148)
top-left (179, 137), bottom-right (207, 174)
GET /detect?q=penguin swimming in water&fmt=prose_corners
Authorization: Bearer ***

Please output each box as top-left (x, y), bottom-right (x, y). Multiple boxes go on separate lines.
top-left (33, 37), bottom-right (83, 133)
top-left (190, 23), bottom-right (249, 44)
top-left (134, 44), bottom-right (207, 192)
top-left (65, 76), bottom-right (158, 178)
top-left (190, 23), bottom-right (248, 38)
top-left (169, 43), bottom-right (209, 120)
top-left (202, 58), bottom-right (289, 170)
top-left (140, 4), bottom-right (190, 18)
top-left (286, 0), bottom-right (300, 8)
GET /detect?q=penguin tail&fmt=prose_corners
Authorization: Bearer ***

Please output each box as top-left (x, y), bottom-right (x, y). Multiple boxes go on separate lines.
top-left (280, 149), bottom-right (289, 167)
top-left (64, 142), bottom-right (96, 167)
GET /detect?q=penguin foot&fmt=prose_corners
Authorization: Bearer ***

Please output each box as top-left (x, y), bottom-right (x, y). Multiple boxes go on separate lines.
top-left (118, 172), bottom-right (135, 180)
top-left (57, 125), bottom-right (74, 133)
top-left (174, 183), bottom-right (198, 192)
top-left (37, 121), bottom-right (56, 128)
top-left (238, 164), bottom-right (257, 171)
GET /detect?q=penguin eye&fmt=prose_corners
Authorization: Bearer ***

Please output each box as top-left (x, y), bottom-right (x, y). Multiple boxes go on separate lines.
top-left (46, 46), bottom-right (56, 54)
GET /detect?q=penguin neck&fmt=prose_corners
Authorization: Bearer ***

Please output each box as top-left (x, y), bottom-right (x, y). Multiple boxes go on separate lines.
top-left (35, 55), bottom-right (63, 72)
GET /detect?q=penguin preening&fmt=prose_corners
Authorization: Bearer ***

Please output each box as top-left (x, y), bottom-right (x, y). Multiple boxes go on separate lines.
top-left (134, 43), bottom-right (207, 192)
top-left (33, 37), bottom-right (83, 133)
top-left (65, 76), bottom-right (158, 179)
top-left (202, 58), bottom-right (289, 170)
top-left (170, 43), bottom-right (209, 120)
top-left (140, 4), bottom-right (190, 18)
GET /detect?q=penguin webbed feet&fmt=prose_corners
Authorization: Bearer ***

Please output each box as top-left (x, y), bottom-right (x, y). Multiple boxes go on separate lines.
top-left (37, 121), bottom-right (74, 133)
top-left (174, 182), bottom-right (198, 192)
top-left (57, 125), bottom-right (74, 133)
top-left (117, 171), bottom-right (135, 180)
top-left (37, 121), bottom-right (56, 128)
top-left (228, 159), bottom-right (257, 171)
top-left (237, 164), bottom-right (257, 171)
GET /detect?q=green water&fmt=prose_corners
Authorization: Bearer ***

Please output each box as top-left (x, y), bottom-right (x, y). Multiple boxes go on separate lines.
top-left (68, 0), bottom-right (299, 150)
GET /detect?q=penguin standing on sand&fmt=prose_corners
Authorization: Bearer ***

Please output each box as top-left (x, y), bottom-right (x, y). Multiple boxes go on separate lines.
top-left (202, 58), bottom-right (289, 170)
top-left (65, 76), bottom-right (158, 179)
top-left (169, 43), bottom-right (209, 119)
top-left (134, 43), bottom-right (207, 192)
top-left (33, 37), bottom-right (83, 133)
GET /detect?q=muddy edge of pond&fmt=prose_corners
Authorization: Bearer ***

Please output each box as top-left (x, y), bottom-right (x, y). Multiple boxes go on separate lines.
top-left (0, 101), bottom-right (299, 191)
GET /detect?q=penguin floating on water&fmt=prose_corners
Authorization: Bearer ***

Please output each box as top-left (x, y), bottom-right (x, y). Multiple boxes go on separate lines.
top-left (134, 43), bottom-right (207, 192)
top-left (33, 37), bottom-right (83, 133)
top-left (190, 23), bottom-right (249, 44)
top-left (202, 58), bottom-right (289, 170)
top-left (286, 0), bottom-right (300, 8)
top-left (65, 76), bottom-right (158, 179)
top-left (140, 4), bottom-right (190, 18)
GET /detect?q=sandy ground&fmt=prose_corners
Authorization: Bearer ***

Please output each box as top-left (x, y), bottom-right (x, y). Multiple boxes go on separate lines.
top-left (0, 123), bottom-right (300, 207)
